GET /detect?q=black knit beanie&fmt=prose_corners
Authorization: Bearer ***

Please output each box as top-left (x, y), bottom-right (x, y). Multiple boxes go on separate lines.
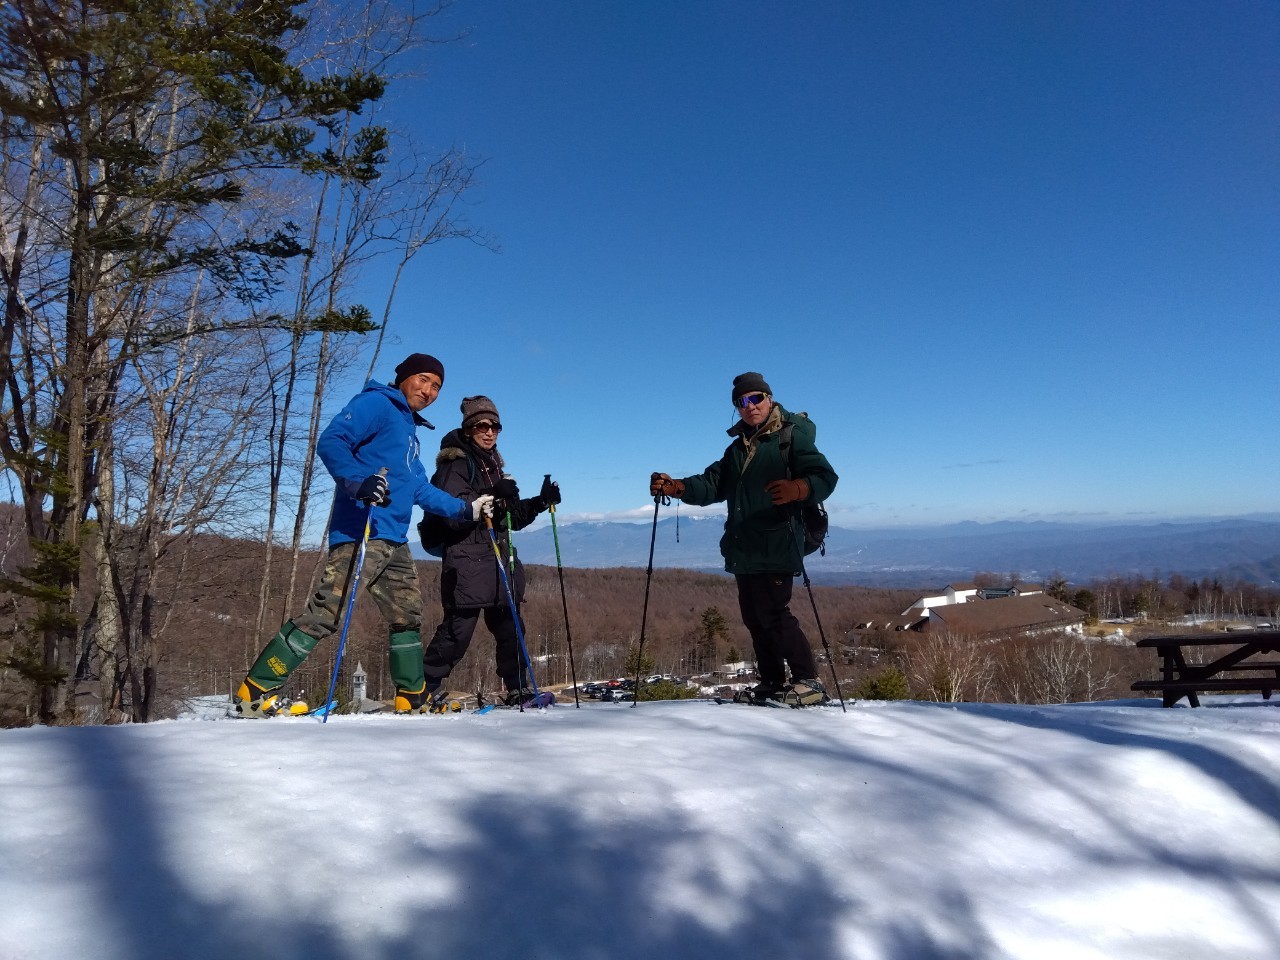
top-left (731, 371), bottom-right (772, 403)
top-left (393, 353), bottom-right (445, 386)
top-left (460, 395), bottom-right (501, 430)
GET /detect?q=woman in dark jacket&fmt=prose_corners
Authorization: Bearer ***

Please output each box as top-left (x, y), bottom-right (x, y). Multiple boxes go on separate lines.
top-left (419, 395), bottom-right (560, 707)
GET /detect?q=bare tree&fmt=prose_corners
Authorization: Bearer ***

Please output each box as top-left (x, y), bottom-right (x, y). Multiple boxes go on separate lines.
top-left (95, 303), bottom-right (279, 721)
top-left (906, 630), bottom-right (995, 703)
top-left (1027, 634), bottom-right (1122, 704)
top-left (0, 0), bottom-right (386, 722)
top-left (250, 0), bottom-right (493, 647)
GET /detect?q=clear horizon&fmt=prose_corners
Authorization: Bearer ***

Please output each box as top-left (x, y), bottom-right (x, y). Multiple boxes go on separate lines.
top-left (528, 508), bottom-right (1280, 530)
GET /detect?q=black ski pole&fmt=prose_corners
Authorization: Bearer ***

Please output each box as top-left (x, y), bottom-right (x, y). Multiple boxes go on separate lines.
top-left (546, 476), bottom-right (581, 707)
top-left (800, 561), bottom-right (846, 712)
top-left (484, 515), bottom-right (543, 710)
top-left (632, 491), bottom-right (666, 707)
top-left (774, 426), bottom-right (842, 710)
top-left (501, 499), bottom-right (528, 707)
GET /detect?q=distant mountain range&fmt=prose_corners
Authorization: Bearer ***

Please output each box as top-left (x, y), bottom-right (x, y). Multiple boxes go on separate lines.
top-left (411, 516), bottom-right (1280, 587)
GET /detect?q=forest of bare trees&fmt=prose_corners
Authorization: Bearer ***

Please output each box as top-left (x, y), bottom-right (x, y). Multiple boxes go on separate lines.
top-left (5, 485), bottom-right (1280, 725)
top-left (0, 501), bottom-right (918, 722)
top-left (0, 1), bottom-right (492, 723)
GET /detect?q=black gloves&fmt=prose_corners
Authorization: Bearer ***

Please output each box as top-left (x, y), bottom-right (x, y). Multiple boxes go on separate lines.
top-left (356, 473), bottom-right (390, 506)
top-left (489, 474), bottom-right (562, 523)
top-left (540, 474), bottom-right (561, 506)
top-left (490, 476), bottom-right (519, 522)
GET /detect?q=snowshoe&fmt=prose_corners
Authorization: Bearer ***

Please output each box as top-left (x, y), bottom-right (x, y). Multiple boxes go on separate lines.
top-left (428, 688), bottom-right (462, 714)
top-left (502, 689), bottom-right (556, 709)
top-left (732, 682), bottom-right (785, 706)
top-left (782, 679), bottom-right (829, 707)
top-left (231, 680), bottom-right (282, 719)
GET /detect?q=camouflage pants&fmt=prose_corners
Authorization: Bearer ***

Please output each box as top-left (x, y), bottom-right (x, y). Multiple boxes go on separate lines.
top-left (294, 539), bottom-right (422, 638)
top-left (245, 539), bottom-right (426, 693)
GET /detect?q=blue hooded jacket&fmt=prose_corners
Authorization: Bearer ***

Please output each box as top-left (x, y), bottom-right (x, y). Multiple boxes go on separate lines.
top-left (318, 380), bottom-right (469, 547)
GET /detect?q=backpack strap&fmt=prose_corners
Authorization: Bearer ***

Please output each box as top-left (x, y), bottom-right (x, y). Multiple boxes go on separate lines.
top-left (776, 418), bottom-right (800, 478)
top-left (775, 419), bottom-right (803, 547)
top-left (775, 416), bottom-right (827, 558)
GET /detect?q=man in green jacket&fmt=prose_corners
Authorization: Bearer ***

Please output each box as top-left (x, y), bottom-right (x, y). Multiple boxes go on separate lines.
top-left (651, 372), bottom-right (838, 706)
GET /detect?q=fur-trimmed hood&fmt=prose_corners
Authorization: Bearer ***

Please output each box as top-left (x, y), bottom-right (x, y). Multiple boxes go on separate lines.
top-left (435, 427), bottom-right (505, 471)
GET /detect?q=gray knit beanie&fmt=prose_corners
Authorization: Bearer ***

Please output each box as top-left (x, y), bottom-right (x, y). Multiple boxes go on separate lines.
top-left (460, 395), bottom-right (500, 429)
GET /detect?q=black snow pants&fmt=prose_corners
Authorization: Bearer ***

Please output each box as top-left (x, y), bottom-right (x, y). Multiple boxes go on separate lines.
top-left (735, 572), bottom-right (819, 687)
top-left (423, 605), bottom-right (528, 692)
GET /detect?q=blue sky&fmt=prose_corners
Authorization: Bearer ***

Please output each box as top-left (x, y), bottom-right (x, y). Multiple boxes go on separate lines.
top-left (346, 0), bottom-right (1278, 528)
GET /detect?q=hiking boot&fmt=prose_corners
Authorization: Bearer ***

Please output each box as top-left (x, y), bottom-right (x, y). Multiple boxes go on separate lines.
top-left (394, 686), bottom-right (431, 714)
top-left (784, 678), bottom-right (829, 707)
top-left (503, 688), bottom-right (533, 708)
top-left (232, 679), bottom-right (282, 719)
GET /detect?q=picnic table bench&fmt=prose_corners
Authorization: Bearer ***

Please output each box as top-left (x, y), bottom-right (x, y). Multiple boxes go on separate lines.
top-left (1131, 632), bottom-right (1280, 707)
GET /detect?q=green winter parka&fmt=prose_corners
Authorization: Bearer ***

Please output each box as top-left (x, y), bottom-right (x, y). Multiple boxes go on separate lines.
top-left (679, 403), bottom-right (838, 576)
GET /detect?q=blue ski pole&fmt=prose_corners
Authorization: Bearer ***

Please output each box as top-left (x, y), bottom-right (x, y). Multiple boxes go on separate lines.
top-left (484, 515), bottom-right (543, 708)
top-left (321, 468), bottom-right (385, 723)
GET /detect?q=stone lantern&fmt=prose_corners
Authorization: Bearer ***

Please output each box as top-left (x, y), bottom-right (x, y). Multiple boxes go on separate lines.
top-left (352, 662), bottom-right (368, 706)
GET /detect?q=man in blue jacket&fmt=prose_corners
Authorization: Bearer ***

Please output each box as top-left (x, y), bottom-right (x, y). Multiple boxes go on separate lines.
top-left (233, 353), bottom-right (494, 717)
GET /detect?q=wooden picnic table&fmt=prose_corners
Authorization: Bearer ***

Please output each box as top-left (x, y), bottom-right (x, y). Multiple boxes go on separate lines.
top-left (1131, 631), bottom-right (1280, 707)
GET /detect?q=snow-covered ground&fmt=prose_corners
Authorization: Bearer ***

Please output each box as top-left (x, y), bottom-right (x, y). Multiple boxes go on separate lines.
top-left (2, 695), bottom-right (1278, 960)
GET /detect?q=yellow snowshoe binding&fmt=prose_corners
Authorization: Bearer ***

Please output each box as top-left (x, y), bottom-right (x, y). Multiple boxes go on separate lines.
top-left (232, 679), bottom-right (282, 718)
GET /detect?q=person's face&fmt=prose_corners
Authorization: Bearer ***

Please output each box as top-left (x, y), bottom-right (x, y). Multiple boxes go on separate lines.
top-left (735, 391), bottom-right (772, 428)
top-left (399, 372), bottom-right (442, 412)
top-left (469, 419), bottom-right (501, 450)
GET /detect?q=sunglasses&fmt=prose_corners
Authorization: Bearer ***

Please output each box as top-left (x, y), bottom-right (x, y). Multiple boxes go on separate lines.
top-left (734, 392), bottom-right (769, 409)
top-left (471, 420), bottom-right (502, 434)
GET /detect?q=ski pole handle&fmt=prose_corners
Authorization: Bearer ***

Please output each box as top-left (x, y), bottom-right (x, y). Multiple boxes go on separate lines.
top-left (484, 514), bottom-right (501, 558)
